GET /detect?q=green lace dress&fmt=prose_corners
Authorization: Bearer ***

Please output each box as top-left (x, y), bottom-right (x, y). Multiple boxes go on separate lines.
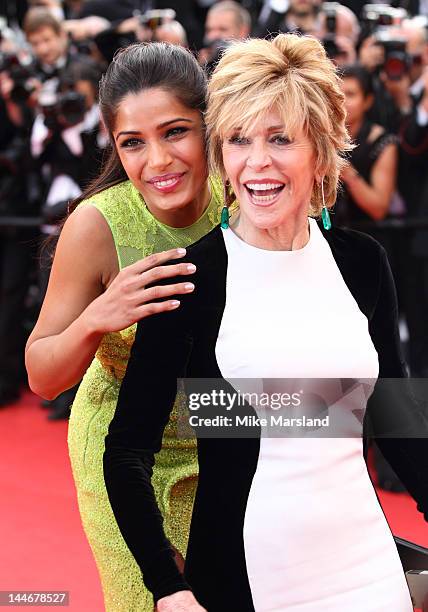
top-left (68, 177), bottom-right (224, 612)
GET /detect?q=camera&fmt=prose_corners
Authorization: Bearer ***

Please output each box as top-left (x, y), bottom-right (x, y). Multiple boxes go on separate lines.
top-left (138, 9), bottom-right (176, 31)
top-left (361, 4), bottom-right (407, 40)
top-left (321, 2), bottom-right (340, 59)
top-left (39, 89), bottom-right (86, 131)
top-left (374, 31), bottom-right (411, 80)
top-left (0, 52), bottom-right (41, 104)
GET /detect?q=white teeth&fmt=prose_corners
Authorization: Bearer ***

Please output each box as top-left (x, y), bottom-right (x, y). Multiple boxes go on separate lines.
top-left (251, 192), bottom-right (279, 202)
top-left (153, 178), bottom-right (178, 187)
top-left (245, 183), bottom-right (284, 191)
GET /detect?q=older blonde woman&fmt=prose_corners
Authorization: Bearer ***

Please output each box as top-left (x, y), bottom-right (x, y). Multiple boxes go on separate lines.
top-left (103, 34), bottom-right (427, 611)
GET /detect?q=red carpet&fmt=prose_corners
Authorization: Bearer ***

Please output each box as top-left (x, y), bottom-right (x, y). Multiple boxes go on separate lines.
top-left (0, 390), bottom-right (103, 611)
top-left (1, 390), bottom-right (427, 611)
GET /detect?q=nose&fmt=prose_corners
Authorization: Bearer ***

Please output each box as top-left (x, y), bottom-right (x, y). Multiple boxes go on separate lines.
top-left (246, 139), bottom-right (272, 171)
top-left (147, 141), bottom-right (173, 171)
top-left (36, 43), bottom-right (47, 56)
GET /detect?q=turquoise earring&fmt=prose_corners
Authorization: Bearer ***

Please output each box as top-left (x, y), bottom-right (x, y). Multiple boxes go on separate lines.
top-left (221, 180), bottom-right (235, 229)
top-left (220, 205), bottom-right (230, 229)
top-left (320, 179), bottom-right (331, 231)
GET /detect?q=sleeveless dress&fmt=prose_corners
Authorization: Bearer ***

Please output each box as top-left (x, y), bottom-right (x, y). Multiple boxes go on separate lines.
top-left (67, 177), bottom-right (224, 612)
top-left (335, 119), bottom-right (398, 228)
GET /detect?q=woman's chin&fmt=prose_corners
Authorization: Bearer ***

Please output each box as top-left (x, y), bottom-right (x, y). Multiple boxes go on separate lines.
top-left (241, 205), bottom-right (282, 227)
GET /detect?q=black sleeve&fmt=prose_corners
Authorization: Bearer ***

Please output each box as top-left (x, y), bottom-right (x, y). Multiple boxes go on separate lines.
top-left (103, 299), bottom-right (194, 602)
top-left (366, 246), bottom-right (428, 520)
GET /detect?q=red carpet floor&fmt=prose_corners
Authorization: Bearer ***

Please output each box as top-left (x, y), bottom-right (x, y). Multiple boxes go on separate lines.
top-left (1, 390), bottom-right (428, 611)
top-left (0, 390), bottom-right (103, 611)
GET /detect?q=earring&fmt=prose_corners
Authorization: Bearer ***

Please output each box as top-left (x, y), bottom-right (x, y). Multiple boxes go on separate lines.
top-left (221, 204), bottom-right (230, 229)
top-left (320, 179), bottom-right (331, 231)
top-left (221, 180), bottom-right (235, 229)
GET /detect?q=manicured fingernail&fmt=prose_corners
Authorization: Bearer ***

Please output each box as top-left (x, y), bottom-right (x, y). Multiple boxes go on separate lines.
top-left (184, 283), bottom-right (195, 291)
top-left (176, 248), bottom-right (186, 255)
top-left (186, 264), bottom-right (196, 272)
top-left (170, 300), bottom-right (180, 308)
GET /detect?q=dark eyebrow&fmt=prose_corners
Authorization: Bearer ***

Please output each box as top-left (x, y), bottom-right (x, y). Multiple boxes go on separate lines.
top-left (158, 117), bottom-right (194, 128)
top-left (115, 118), bottom-right (194, 141)
top-left (115, 130), bottom-right (140, 141)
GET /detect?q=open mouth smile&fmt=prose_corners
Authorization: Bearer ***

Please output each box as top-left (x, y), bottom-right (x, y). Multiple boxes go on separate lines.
top-left (244, 181), bottom-right (286, 206)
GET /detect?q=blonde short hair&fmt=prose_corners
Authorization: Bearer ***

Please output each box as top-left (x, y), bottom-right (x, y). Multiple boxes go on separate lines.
top-left (206, 33), bottom-right (352, 216)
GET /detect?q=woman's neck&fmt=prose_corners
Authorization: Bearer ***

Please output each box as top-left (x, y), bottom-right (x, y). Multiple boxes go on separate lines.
top-left (230, 211), bottom-right (310, 251)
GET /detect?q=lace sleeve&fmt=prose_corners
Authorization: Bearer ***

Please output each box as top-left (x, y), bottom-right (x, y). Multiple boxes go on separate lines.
top-left (369, 133), bottom-right (398, 163)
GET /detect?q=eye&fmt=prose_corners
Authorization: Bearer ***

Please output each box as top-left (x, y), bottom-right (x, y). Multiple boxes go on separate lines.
top-left (270, 135), bottom-right (291, 145)
top-left (227, 135), bottom-right (250, 145)
top-left (165, 126), bottom-right (189, 138)
top-left (120, 138), bottom-right (144, 149)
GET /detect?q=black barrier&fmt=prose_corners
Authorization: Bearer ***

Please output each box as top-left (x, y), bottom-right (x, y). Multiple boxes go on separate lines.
top-left (0, 217), bottom-right (42, 228)
top-left (353, 218), bottom-right (428, 231)
top-left (2, 216), bottom-right (428, 230)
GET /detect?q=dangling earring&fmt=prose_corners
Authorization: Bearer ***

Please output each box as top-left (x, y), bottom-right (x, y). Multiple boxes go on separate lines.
top-left (221, 180), bottom-right (235, 229)
top-left (320, 178), bottom-right (331, 231)
top-left (220, 203), bottom-right (230, 229)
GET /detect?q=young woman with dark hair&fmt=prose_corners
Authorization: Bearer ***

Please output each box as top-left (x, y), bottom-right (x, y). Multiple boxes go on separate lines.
top-left (337, 64), bottom-right (398, 226)
top-left (25, 42), bottom-right (224, 611)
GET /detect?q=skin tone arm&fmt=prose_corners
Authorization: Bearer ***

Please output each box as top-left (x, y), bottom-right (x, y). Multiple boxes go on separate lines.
top-left (25, 205), bottom-right (196, 400)
top-left (156, 592), bottom-right (206, 611)
top-left (340, 140), bottom-right (397, 221)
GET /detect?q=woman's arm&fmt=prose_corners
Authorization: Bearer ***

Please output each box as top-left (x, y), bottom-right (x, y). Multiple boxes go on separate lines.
top-left (341, 141), bottom-right (397, 221)
top-left (366, 246), bottom-right (428, 519)
top-left (103, 289), bottom-right (205, 608)
top-left (25, 205), bottom-right (196, 399)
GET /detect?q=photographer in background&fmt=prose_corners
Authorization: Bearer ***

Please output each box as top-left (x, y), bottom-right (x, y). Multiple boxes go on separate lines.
top-left (23, 7), bottom-right (68, 86)
top-left (90, 9), bottom-right (188, 64)
top-left (1, 7), bottom-right (83, 131)
top-left (254, 0), bottom-right (359, 64)
top-left (0, 90), bottom-right (39, 407)
top-left (0, 17), bottom-right (41, 407)
top-left (198, 1), bottom-right (251, 72)
top-left (356, 11), bottom-right (428, 377)
top-left (357, 10), bottom-right (427, 129)
top-left (31, 57), bottom-right (105, 419)
top-left (396, 64), bottom-right (428, 378)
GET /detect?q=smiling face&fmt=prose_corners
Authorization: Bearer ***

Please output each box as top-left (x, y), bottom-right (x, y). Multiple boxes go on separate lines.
top-left (222, 108), bottom-right (317, 231)
top-left (113, 87), bottom-right (209, 226)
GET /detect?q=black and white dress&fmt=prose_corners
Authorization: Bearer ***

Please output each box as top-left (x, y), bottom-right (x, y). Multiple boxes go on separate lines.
top-left (104, 220), bottom-right (428, 611)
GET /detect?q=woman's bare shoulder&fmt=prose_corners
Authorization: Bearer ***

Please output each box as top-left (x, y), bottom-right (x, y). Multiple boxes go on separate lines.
top-left (56, 204), bottom-right (119, 289)
top-left (368, 123), bottom-right (385, 143)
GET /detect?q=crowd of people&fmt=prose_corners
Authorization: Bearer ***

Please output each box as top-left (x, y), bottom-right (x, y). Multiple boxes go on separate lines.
top-left (1, 0), bottom-right (428, 418)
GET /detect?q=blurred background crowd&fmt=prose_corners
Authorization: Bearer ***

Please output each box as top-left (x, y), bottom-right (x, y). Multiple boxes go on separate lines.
top-left (1, 0), bottom-right (428, 428)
